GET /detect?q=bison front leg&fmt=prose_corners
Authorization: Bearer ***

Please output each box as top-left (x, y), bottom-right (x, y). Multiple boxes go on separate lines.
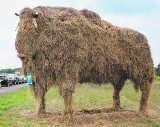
top-left (59, 82), bottom-right (75, 123)
top-left (30, 83), bottom-right (46, 116)
top-left (62, 91), bottom-right (73, 122)
top-left (36, 90), bottom-right (46, 115)
top-left (139, 84), bottom-right (151, 113)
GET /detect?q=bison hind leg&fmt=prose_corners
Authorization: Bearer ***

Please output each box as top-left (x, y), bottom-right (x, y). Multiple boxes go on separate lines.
top-left (133, 83), bottom-right (140, 92)
top-left (139, 83), bottom-right (151, 113)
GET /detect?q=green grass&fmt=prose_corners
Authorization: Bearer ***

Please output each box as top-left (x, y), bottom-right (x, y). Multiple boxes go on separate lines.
top-left (155, 76), bottom-right (160, 80)
top-left (154, 76), bottom-right (160, 85)
top-left (0, 88), bottom-right (32, 127)
top-left (0, 88), bottom-right (29, 111)
top-left (155, 81), bottom-right (160, 85)
top-left (0, 83), bottom-right (160, 127)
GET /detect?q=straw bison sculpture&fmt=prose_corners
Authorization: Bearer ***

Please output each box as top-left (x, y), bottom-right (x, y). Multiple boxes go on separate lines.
top-left (15, 6), bottom-right (154, 121)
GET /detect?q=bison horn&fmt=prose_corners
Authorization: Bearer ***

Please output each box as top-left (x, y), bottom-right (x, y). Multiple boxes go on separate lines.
top-left (15, 13), bottom-right (19, 16)
top-left (32, 18), bottom-right (38, 28)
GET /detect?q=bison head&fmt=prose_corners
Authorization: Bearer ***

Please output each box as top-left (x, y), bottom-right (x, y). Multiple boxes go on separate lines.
top-left (15, 8), bottom-right (40, 75)
top-left (15, 7), bottom-right (39, 32)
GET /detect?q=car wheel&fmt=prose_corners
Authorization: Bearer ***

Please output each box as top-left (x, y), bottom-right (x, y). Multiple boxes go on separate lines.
top-left (6, 82), bottom-right (10, 87)
top-left (9, 81), bottom-right (12, 86)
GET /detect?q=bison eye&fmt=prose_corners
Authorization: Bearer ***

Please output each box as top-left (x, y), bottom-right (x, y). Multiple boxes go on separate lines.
top-left (32, 53), bottom-right (37, 60)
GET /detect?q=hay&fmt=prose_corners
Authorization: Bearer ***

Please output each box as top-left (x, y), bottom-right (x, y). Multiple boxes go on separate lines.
top-left (15, 6), bottom-right (154, 122)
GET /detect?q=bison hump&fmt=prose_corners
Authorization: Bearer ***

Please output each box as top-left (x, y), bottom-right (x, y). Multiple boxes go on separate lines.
top-left (80, 9), bottom-right (103, 26)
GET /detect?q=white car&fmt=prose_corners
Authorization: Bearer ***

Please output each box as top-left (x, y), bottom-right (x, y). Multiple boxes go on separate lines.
top-left (18, 75), bottom-right (27, 84)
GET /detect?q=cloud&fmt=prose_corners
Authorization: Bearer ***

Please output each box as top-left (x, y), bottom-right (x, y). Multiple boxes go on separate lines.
top-left (0, 49), bottom-right (21, 69)
top-left (48, 0), bottom-right (97, 10)
top-left (96, 0), bottom-right (160, 16)
top-left (0, 0), bottom-right (99, 69)
top-left (0, 0), bottom-right (159, 68)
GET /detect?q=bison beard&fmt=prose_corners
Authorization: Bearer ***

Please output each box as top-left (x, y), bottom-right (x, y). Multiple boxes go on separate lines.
top-left (15, 6), bottom-right (154, 123)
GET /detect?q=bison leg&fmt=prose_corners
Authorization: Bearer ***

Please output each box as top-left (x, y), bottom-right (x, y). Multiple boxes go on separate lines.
top-left (30, 83), bottom-right (46, 115)
top-left (112, 80), bottom-right (125, 110)
top-left (59, 82), bottom-right (74, 123)
top-left (62, 91), bottom-right (73, 122)
top-left (139, 84), bottom-right (151, 113)
top-left (112, 87), bottom-right (121, 110)
top-left (36, 90), bottom-right (46, 115)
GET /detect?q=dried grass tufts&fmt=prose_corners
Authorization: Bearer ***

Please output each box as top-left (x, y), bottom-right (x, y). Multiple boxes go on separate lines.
top-left (15, 6), bottom-right (154, 121)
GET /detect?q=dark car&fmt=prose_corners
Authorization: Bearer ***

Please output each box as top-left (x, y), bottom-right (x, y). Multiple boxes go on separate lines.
top-left (0, 75), bottom-right (10, 87)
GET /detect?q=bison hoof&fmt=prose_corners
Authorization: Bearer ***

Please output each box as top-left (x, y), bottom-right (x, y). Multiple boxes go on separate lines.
top-left (140, 108), bottom-right (148, 114)
top-left (36, 111), bottom-right (46, 117)
top-left (112, 106), bottom-right (123, 111)
top-left (62, 113), bottom-right (74, 125)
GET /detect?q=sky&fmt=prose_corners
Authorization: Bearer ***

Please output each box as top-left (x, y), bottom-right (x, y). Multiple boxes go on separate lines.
top-left (0, 0), bottom-right (159, 69)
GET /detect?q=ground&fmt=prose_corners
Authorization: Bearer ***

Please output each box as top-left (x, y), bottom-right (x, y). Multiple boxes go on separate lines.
top-left (19, 107), bottom-right (158, 127)
top-left (0, 82), bottom-right (160, 127)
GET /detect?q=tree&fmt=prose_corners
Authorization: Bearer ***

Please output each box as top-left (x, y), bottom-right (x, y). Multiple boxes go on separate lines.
top-left (155, 63), bottom-right (160, 76)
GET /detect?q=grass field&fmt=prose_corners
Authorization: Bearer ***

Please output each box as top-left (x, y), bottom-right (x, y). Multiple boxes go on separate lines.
top-left (155, 76), bottom-right (160, 85)
top-left (155, 76), bottom-right (160, 80)
top-left (0, 82), bottom-right (160, 127)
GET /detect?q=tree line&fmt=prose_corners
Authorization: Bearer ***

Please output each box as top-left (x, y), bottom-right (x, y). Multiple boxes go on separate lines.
top-left (0, 68), bottom-right (21, 74)
top-left (155, 63), bottom-right (160, 76)
top-left (0, 65), bottom-right (160, 76)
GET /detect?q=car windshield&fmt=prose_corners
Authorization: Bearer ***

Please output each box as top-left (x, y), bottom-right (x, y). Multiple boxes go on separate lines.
top-left (0, 76), bottom-right (5, 79)
top-left (8, 74), bottom-right (15, 78)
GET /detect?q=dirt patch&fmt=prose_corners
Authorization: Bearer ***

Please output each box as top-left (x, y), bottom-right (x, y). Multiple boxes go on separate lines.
top-left (20, 107), bottom-right (158, 126)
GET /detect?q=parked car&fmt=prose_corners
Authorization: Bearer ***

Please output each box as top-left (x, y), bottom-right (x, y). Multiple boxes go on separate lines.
top-left (13, 74), bottom-right (20, 85)
top-left (0, 78), bottom-right (1, 88)
top-left (7, 74), bottom-right (20, 85)
top-left (18, 75), bottom-right (26, 84)
top-left (14, 77), bottom-right (19, 85)
top-left (0, 75), bottom-right (10, 87)
top-left (7, 74), bottom-right (16, 85)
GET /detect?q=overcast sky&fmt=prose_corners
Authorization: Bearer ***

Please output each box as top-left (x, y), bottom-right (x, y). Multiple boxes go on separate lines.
top-left (0, 0), bottom-right (159, 69)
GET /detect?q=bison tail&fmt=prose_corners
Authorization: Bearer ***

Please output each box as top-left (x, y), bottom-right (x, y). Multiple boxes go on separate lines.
top-left (133, 84), bottom-right (139, 92)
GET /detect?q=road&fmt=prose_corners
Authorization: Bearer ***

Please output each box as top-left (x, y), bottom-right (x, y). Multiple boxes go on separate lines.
top-left (0, 84), bottom-right (28, 95)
